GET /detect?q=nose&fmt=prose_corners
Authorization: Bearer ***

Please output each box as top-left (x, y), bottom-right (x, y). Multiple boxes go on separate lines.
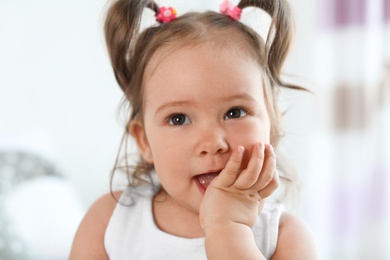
top-left (195, 123), bottom-right (229, 156)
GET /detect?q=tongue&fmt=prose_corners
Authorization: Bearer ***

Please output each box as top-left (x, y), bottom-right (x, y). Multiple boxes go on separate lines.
top-left (197, 172), bottom-right (219, 189)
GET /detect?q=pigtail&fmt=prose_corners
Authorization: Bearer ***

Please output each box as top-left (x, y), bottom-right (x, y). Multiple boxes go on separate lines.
top-left (238, 0), bottom-right (303, 91)
top-left (104, 0), bottom-right (158, 93)
top-left (105, 0), bottom-right (159, 191)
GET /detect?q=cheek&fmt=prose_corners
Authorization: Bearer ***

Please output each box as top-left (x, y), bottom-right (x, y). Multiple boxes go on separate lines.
top-left (228, 120), bottom-right (270, 168)
top-left (229, 120), bottom-right (270, 144)
top-left (149, 136), bottom-right (189, 175)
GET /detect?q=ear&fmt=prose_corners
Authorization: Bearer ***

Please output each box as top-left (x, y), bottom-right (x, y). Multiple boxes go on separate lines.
top-left (128, 120), bottom-right (154, 164)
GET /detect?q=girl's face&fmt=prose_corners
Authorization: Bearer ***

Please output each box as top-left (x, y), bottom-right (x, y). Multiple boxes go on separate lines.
top-left (131, 44), bottom-right (270, 217)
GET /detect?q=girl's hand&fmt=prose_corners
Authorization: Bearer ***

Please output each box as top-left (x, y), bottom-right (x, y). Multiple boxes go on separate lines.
top-left (199, 143), bottom-right (278, 231)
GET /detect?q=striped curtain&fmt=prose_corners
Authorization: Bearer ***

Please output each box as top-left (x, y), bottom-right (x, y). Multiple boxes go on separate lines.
top-left (302, 0), bottom-right (390, 259)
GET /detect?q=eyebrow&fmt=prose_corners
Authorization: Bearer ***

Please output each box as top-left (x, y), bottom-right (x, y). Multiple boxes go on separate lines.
top-left (220, 93), bottom-right (257, 103)
top-left (155, 100), bottom-right (194, 115)
top-left (155, 93), bottom-right (257, 114)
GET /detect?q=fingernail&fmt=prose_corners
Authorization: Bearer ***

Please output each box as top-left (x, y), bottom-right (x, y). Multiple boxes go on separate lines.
top-left (237, 146), bottom-right (244, 154)
top-left (266, 144), bottom-right (274, 152)
top-left (258, 143), bottom-right (264, 152)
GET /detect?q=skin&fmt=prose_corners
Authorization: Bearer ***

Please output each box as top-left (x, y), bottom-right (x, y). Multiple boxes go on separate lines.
top-left (70, 43), bottom-right (317, 259)
top-left (136, 44), bottom-right (272, 238)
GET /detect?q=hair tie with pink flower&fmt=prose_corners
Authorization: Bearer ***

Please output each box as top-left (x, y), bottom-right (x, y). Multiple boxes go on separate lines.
top-left (156, 6), bottom-right (177, 23)
top-left (219, 0), bottom-right (242, 20)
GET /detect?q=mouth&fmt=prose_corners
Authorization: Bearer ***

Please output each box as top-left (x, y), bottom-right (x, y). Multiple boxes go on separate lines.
top-left (194, 171), bottom-right (221, 194)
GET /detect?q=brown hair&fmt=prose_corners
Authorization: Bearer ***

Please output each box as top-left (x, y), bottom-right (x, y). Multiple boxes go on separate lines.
top-left (105, 0), bottom-right (305, 202)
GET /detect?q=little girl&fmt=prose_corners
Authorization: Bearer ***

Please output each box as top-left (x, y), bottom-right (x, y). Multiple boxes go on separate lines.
top-left (71, 0), bottom-right (317, 259)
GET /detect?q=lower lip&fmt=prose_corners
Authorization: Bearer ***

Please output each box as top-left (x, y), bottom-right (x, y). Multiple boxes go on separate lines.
top-left (194, 177), bottom-right (206, 195)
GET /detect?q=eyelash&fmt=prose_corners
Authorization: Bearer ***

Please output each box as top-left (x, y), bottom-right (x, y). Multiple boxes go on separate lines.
top-left (224, 107), bottom-right (248, 120)
top-left (166, 107), bottom-right (249, 126)
top-left (167, 113), bottom-right (191, 126)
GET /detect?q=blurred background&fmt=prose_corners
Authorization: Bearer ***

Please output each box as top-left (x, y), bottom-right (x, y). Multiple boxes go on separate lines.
top-left (0, 0), bottom-right (389, 259)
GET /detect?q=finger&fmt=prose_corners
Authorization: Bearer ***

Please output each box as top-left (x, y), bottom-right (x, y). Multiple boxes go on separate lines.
top-left (234, 143), bottom-right (264, 190)
top-left (258, 170), bottom-right (279, 199)
top-left (217, 145), bottom-right (245, 187)
top-left (254, 144), bottom-right (276, 191)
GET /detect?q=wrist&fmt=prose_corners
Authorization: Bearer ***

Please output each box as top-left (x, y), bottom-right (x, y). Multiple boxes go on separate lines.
top-left (203, 221), bottom-right (251, 236)
top-left (203, 222), bottom-right (266, 260)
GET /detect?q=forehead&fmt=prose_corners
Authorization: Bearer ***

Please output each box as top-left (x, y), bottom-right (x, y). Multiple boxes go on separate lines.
top-left (142, 43), bottom-right (265, 108)
top-left (144, 39), bottom-right (259, 84)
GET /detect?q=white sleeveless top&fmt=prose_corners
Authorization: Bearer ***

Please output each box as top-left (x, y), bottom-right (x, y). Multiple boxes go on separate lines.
top-left (105, 185), bottom-right (283, 259)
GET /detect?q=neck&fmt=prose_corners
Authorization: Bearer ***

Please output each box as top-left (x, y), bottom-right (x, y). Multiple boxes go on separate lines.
top-left (152, 189), bottom-right (205, 238)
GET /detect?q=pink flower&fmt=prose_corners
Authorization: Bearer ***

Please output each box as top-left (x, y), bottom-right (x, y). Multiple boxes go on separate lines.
top-left (156, 7), bottom-right (177, 23)
top-left (219, 0), bottom-right (242, 20)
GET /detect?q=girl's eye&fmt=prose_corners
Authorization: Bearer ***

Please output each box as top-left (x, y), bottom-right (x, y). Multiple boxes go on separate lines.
top-left (225, 108), bottom-right (247, 120)
top-left (169, 114), bottom-right (191, 125)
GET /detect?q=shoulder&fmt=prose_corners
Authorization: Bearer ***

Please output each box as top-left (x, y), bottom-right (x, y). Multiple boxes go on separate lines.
top-left (272, 212), bottom-right (318, 260)
top-left (69, 191), bottom-right (122, 260)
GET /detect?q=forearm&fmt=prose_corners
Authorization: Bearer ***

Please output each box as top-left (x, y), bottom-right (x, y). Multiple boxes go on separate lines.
top-left (204, 222), bottom-right (266, 260)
